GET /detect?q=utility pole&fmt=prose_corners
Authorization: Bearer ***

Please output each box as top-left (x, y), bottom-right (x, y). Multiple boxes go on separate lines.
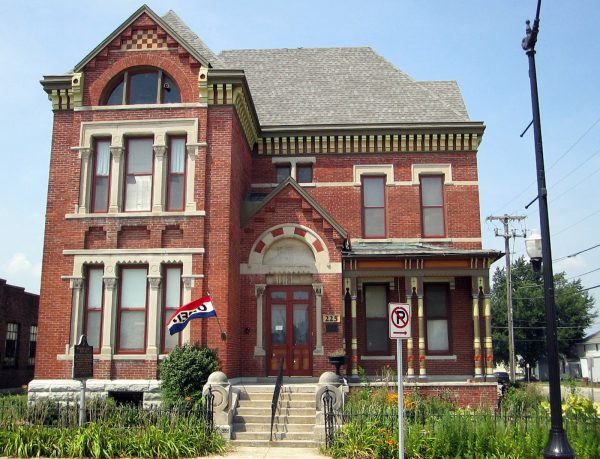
top-left (487, 214), bottom-right (526, 382)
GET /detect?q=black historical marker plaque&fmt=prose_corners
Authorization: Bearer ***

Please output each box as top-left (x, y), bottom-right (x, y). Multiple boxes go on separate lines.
top-left (73, 335), bottom-right (93, 379)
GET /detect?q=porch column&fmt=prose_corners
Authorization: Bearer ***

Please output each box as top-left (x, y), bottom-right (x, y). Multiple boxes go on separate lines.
top-left (415, 277), bottom-right (427, 379)
top-left (312, 283), bottom-right (324, 355)
top-left (472, 277), bottom-right (483, 379)
top-left (146, 276), bottom-right (161, 357)
top-left (254, 284), bottom-right (266, 356)
top-left (404, 277), bottom-right (415, 378)
top-left (77, 148), bottom-right (92, 214)
top-left (482, 276), bottom-right (495, 378)
top-left (152, 145), bottom-right (166, 213)
top-left (69, 277), bottom-right (85, 350)
top-left (101, 275), bottom-right (118, 356)
top-left (350, 277), bottom-right (359, 378)
top-left (108, 145), bottom-right (124, 213)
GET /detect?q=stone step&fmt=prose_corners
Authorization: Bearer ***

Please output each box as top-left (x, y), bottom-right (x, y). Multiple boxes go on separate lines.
top-left (230, 439), bottom-right (319, 448)
top-left (239, 391), bottom-right (314, 402)
top-left (236, 407), bottom-right (316, 416)
top-left (234, 414), bottom-right (316, 424)
top-left (236, 384), bottom-right (316, 394)
top-left (233, 422), bottom-right (314, 433)
top-left (238, 399), bottom-right (315, 409)
top-left (233, 431), bottom-right (316, 442)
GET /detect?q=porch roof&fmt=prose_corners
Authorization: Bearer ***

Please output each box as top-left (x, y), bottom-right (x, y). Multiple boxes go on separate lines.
top-left (345, 241), bottom-right (502, 260)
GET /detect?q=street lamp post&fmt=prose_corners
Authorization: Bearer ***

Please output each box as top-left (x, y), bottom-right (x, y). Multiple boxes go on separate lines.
top-left (522, 2), bottom-right (575, 457)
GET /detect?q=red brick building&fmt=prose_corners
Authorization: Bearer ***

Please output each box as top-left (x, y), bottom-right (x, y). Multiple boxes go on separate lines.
top-left (35, 5), bottom-right (500, 394)
top-left (0, 279), bottom-right (39, 390)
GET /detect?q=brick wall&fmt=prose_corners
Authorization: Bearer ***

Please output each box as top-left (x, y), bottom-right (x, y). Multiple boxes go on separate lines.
top-left (0, 280), bottom-right (39, 388)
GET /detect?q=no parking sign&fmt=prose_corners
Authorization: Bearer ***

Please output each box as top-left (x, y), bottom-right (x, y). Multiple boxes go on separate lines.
top-left (388, 303), bottom-right (411, 339)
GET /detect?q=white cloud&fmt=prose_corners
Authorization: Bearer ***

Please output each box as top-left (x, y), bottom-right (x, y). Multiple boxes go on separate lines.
top-left (0, 253), bottom-right (41, 294)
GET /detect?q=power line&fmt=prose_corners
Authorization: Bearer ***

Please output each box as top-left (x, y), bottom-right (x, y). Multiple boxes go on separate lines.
top-left (552, 209), bottom-right (600, 237)
top-left (567, 267), bottom-right (600, 280)
top-left (553, 243), bottom-right (600, 262)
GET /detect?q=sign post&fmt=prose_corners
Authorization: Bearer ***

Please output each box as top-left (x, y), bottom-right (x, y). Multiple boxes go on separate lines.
top-left (389, 303), bottom-right (411, 459)
top-left (73, 335), bottom-right (93, 427)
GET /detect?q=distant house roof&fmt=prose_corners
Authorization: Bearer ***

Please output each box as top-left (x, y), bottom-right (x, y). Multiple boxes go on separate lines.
top-left (218, 47), bottom-right (470, 127)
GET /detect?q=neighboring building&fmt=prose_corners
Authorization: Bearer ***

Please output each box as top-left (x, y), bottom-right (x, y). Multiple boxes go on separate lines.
top-left (0, 279), bottom-right (39, 390)
top-left (576, 330), bottom-right (600, 382)
top-left (34, 5), bottom-right (500, 399)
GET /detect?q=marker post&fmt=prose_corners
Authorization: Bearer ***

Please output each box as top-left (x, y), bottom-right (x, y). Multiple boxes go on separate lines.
top-left (388, 303), bottom-right (411, 459)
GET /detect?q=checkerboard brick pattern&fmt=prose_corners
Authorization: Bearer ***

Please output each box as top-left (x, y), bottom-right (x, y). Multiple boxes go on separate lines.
top-left (122, 29), bottom-right (166, 50)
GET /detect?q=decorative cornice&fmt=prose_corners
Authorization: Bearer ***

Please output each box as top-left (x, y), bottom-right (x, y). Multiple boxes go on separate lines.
top-left (41, 73), bottom-right (85, 111)
top-left (257, 132), bottom-right (480, 156)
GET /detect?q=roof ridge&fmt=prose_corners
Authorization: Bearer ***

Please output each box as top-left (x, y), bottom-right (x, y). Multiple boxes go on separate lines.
top-left (413, 80), bottom-right (468, 119)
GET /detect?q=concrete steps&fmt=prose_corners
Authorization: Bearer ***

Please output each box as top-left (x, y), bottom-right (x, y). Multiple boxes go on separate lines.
top-left (231, 384), bottom-right (317, 448)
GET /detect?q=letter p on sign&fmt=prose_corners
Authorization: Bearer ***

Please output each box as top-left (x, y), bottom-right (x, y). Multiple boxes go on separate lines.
top-left (389, 303), bottom-right (411, 339)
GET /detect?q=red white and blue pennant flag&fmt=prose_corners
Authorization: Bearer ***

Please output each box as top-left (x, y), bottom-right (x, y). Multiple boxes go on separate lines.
top-left (167, 295), bottom-right (216, 335)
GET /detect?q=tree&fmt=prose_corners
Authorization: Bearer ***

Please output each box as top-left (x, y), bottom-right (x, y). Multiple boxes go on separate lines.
top-left (491, 256), bottom-right (596, 375)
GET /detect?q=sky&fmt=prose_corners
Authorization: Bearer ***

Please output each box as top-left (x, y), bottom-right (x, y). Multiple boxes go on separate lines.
top-left (1, 0), bottom-right (599, 332)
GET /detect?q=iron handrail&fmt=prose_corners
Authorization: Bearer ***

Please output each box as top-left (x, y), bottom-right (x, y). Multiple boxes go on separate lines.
top-left (270, 358), bottom-right (284, 441)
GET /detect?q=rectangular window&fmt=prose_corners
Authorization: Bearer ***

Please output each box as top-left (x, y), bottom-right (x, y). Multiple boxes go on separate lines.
top-left (162, 265), bottom-right (182, 352)
top-left (4, 323), bottom-right (19, 367)
top-left (125, 138), bottom-right (153, 212)
top-left (362, 176), bottom-right (386, 237)
top-left (167, 137), bottom-right (186, 211)
top-left (28, 325), bottom-right (37, 366)
top-left (117, 266), bottom-right (148, 353)
top-left (297, 164), bottom-right (313, 183)
top-left (425, 283), bottom-right (449, 353)
top-left (421, 176), bottom-right (445, 237)
top-left (92, 139), bottom-right (111, 212)
top-left (85, 267), bottom-right (104, 352)
top-left (365, 285), bottom-right (389, 354)
top-left (276, 165), bottom-right (291, 183)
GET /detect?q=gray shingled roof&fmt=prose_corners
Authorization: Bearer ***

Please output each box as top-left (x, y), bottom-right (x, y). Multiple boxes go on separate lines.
top-left (217, 47), bottom-right (470, 127)
top-left (348, 241), bottom-right (502, 259)
top-left (162, 10), bottom-right (224, 68)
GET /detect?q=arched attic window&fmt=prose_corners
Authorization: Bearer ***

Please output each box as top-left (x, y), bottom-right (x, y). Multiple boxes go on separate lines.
top-left (102, 67), bottom-right (181, 105)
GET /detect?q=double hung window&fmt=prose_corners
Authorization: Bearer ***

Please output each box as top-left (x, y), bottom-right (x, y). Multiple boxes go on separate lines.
top-left (364, 285), bottom-right (389, 354)
top-left (4, 323), bottom-right (19, 367)
top-left (162, 265), bottom-right (182, 352)
top-left (28, 325), bottom-right (37, 366)
top-left (420, 176), bottom-right (445, 237)
top-left (117, 267), bottom-right (148, 353)
top-left (125, 138), bottom-right (154, 212)
top-left (362, 176), bottom-right (386, 238)
top-left (92, 140), bottom-right (111, 213)
top-left (84, 267), bottom-right (104, 351)
top-left (167, 137), bottom-right (186, 211)
top-left (425, 283), bottom-right (449, 353)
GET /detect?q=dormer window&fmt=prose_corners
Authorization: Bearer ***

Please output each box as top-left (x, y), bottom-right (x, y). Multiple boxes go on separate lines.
top-left (103, 68), bottom-right (181, 105)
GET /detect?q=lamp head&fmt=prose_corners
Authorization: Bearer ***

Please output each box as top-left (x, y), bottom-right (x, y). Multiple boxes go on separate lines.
top-left (525, 229), bottom-right (543, 272)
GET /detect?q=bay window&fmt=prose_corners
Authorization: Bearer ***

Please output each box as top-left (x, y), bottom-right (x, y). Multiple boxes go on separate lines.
top-left (420, 175), bottom-right (445, 237)
top-left (162, 265), bottom-right (182, 352)
top-left (117, 266), bottom-right (148, 353)
top-left (91, 139), bottom-right (111, 212)
top-left (125, 138), bottom-right (153, 212)
top-left (84, 267), bottom-right (104, 352)
top-left (364, 285), bottom-right (389, 354)
top-left (362, 176), bottom-right (386, 238)
top-left (167, 137), bottom-right (186, 211)
top-left (425, 283), bottom-right (450, 353)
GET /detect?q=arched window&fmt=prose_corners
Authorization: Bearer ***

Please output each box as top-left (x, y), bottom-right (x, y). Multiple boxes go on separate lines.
top-left (103, 67), bottom-right (181, 105)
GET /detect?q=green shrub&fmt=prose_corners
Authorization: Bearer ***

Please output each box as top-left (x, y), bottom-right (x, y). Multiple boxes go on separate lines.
top-left (159, 344), bottom-right (219, 409)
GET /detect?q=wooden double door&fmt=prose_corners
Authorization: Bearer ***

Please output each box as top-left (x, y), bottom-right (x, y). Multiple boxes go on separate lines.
top-left (267, 286), bottom-right (312, 376)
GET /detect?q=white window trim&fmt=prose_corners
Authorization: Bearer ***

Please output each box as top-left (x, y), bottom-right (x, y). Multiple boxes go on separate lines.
top-left (74, 119), bottom-right (201, 216)
top-left (412, 164), bottom-right (453, 184)
top-left (63, 251), bottom-right (201, 361)
top-left (353, 164), bottom-right (393, 185)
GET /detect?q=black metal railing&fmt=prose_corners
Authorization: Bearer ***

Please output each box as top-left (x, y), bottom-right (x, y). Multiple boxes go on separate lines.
top-left (201, 385), bottom-right (214, 433)
top-left (270, 358), bottom-right (285, 441)
top-left (322, 387), bottom-right (338, 448)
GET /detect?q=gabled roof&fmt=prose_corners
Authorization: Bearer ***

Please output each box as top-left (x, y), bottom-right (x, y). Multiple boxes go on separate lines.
top-left (218, 47), bottom-right (471, 127)
top-left (73, 4), bottom-right (220, 72)
top-left (242, 178), bottom-right (348, 240)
